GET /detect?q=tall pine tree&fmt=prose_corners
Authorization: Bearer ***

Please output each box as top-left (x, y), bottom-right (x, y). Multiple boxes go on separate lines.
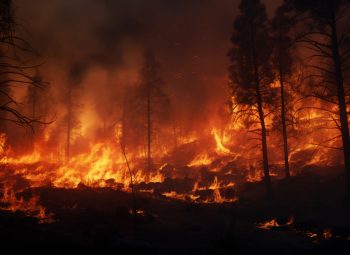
top-left (229, 0), bottom-right (274, 194)
top-left (289, 0), bottom-right (350, 196)
top-left (271, 4), bottom-right (295, 178)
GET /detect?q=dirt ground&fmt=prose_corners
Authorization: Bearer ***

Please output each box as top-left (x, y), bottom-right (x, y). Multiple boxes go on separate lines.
top-left (1, 168), bottom-right (350, 254)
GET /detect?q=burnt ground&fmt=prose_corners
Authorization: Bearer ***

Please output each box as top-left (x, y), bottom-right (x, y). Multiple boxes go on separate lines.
top-left (1, 168), bottom-right (350, 254)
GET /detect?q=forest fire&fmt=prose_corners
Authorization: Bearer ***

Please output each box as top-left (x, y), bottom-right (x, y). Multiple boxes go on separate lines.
top-left (0, 97), bottom-right (341, 209)
top-left (0, 83), bottom-right (345, 214)
top-left (1, 0), bottom-right (350, 253)
top-left (0, 126), bottom-right (240, 204)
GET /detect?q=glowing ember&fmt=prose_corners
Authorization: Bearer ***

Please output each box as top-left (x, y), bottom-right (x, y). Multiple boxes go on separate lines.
top-left (257, 219), bottom-right (279, 230)
top-left (323, 228), bottom-right (333, 240)
top-left (129, 209), bottom-right (146, 216)
top-left (306, 232), bottom-right (318, 239)
top-left (257, 217), bottom-right (294, 230)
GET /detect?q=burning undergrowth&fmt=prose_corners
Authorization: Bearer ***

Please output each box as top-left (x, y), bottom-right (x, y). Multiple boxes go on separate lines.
top-left (0, 89), bottom-right (345, 220)
top-left (0, 112), bottom-right (343, 214)
top-left (0, 183), bottom-right (54, 224)
top-left (256, 216), bottom-right (350, 245)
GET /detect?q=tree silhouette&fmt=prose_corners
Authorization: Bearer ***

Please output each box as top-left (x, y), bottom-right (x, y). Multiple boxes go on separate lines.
top-left (0, 0), bottom-right (47, 129)
top-left (65, 63), bottom-right (85, 161)
top-left (288, 0), bottom-right (350, 196)
top-left (271, 3), bottom-right (295, 178)
top-left (228, 0), bottom-right (275, 194)
top-left (122, 52), bottom-right (169, 170)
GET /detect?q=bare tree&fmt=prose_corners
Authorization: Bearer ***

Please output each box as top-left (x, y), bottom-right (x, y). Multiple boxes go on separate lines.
top-left (0, 0), bottom-right (48, 130)
top-left (288, 0), bottom-right (350, 196)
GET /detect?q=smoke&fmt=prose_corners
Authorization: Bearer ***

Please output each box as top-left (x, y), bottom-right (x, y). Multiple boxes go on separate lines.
top-left (8, 0), bottom-right (281, 150)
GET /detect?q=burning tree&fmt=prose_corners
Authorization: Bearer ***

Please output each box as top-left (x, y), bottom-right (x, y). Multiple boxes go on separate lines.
top-left (228, 0), bottom-right (275, 194)
top-left (65, 63), bottom-right (84, 161)
top-left (122, 52), bottom-right (170, 170)
top-left (288, 0), bottom-right (350, 196)
top-left (270, 4), bottom-right (295, 178)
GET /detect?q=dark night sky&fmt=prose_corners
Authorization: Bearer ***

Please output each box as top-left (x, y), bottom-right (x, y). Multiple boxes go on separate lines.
top-left (15, 0), bottom-right (281, 130)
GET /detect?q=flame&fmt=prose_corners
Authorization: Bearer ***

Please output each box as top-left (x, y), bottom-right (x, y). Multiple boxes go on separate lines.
top-left (4, 151), bottom-right (42, 165)
top-left (247, 171), bottom-right (263, 183)
top-left (0, 184), bottom-right (53, 223)
top-left (211, 128), bottom-right (230, 155)
top-left (160, 176), bottom-right (237, 203)
top-left (162, 191), bottom-right (200, 201)
top-left (257, 216), bottom-right (294, 230)
top-left (0, 87), bottom-right (344, 213)
top-left (304, 228), bottom-right (333, 241)
top-left (188, 153), bottom-right (213, 167)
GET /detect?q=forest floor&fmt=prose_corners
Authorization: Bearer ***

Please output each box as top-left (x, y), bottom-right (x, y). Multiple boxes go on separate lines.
top-left (1, 166), bottom-right (350, 254)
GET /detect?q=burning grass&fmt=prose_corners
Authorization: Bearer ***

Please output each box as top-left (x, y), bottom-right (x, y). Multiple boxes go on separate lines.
top-left (0, 183), bottom-right (54, 223)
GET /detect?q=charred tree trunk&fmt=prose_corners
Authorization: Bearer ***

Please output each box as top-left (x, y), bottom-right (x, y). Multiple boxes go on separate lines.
top-left (172, 123), bottom-right (178, 151)
top-left (251, 25), bottom-right (272, 195)
top-left (31, 88), bottom-right (36, 120)
top-left (256, 83), bottom-right (272, 194)
top-left (147, 85), bottom-right (152, 170)
top-left (279, 67), bottom-right (290, 178)
top-left (119, 139), bottom-right (137, 216)
top-left (121, 102), bottom-right (127, 149)
top-left (30, 87), bottom-right (37, 146)
top-left (66, 86), bottom-right (72, 162)
top-left (330, 11), bottom-right (350, 197)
